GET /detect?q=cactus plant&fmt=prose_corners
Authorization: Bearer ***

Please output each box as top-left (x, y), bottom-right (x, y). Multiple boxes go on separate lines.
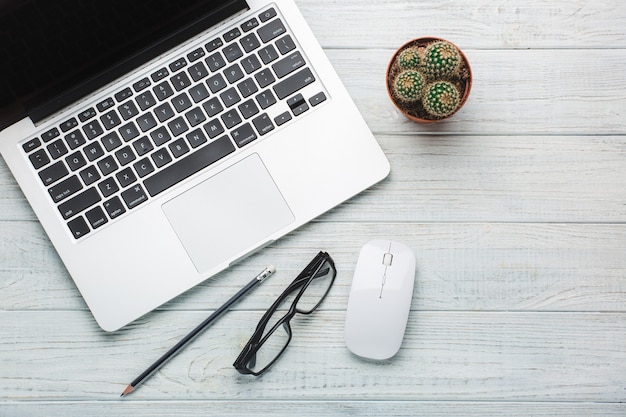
top-left (422, 81), bottom-right (460, 118)
top-left (422, 41), bottom-right (461, 79)
top-left (397, 47), bottom-right (420, 69)
top-left (393, 70), bottom-right (425, 102)
top-left (386, 37), bottom-right (471, 122)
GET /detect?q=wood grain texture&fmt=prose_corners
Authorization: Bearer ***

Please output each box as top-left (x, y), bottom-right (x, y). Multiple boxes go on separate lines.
top-left (1, 0), bottom-right (626, 415)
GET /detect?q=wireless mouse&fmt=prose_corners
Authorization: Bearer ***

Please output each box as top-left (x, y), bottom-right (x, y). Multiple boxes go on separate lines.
top-left (344, 239), bottom-right (416, 360)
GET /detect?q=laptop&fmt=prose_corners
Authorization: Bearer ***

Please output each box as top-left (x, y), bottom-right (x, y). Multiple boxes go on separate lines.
top-left (0, 0), bottom-right (389, 331)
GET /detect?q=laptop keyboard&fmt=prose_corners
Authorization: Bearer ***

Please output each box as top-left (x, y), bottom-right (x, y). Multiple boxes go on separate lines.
top-left (21, 6), bottom-right (327, 240)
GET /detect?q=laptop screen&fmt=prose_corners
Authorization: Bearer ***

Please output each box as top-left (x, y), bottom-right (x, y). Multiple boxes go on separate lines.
top-left (0, 0), bottom-right (248, 130)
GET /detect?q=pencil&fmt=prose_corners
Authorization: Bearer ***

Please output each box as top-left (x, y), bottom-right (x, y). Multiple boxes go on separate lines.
top-left (120, 265), bottom-right (276, 397)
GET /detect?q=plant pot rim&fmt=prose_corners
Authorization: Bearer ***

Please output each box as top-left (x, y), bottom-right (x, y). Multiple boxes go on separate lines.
top-left (386, 37), bottom-right (472, 123)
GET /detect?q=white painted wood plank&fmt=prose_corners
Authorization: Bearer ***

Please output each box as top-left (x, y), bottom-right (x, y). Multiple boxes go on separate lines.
top-left (1, 311), bottom-right (624, 401)
top-left (2, 222), bottom-right (625, 312)
top-left (296, 0), bottom-right (626, 49)
top-left (2, 401), bottom-right (625, 417)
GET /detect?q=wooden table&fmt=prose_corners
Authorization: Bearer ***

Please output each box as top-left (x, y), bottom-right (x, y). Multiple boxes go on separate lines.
top-left (2, 1), bottom-right (625, 415)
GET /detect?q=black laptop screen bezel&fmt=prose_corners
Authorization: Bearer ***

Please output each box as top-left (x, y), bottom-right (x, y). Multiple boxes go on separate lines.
top-left (0, 0), bottom-right (248, 131)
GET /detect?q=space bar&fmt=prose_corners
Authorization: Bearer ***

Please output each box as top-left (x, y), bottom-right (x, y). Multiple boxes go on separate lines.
top-left (144, 136), bottom-right (235, 197)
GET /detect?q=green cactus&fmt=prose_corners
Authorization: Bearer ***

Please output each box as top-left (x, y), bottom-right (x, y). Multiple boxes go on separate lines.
top-left (393, 70), bottom-right (425, 102)
top-left (397, 47), bottom-right (420, 69)
top-left (422, 41), bottom-right (461, 79)
top-left (422, 81), bottom-right (460, 118)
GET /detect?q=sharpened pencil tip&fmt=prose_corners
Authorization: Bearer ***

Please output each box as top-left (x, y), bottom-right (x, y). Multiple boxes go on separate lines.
top-left (120, 385), bottom-right (135, 397)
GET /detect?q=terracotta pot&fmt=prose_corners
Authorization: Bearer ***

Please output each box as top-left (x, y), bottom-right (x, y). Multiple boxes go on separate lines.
top-left (386, 37), bottom-right (472, 123)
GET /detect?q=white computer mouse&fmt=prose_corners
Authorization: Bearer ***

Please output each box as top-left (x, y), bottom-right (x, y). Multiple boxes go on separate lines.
top-left (344, 239), bottom-right (416, 360)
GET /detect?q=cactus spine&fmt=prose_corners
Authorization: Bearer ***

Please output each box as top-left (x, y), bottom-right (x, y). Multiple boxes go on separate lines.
top-left (423, 41), bottom-right (461, 79)
top-left (397, 47), bottom-right (420, 69)
top-left (422, 81), bottom-right (460, 118)
top-left (393, 70), bottom-right (425, 102)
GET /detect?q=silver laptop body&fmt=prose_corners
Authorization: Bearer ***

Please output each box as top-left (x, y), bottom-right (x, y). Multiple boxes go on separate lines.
top-left (0, 0), bottom-right (389, 331)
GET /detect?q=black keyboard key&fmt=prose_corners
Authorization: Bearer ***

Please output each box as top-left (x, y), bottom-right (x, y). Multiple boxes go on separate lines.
top-left (30, 149), bottom-right (50, 169)
top-left (238, 100), bottom-right (259, 119)
top-left (205, 37), bottom-right (223, 52)
top-left (203, 119), bottom-right (225, 139)
top-left (103, 196), bottom-right (126, 219)
top-left (132, 77), bottom-right (151, 92)
top-left (224, 64), bottom-right (244, 84)
top-left (255, 90), bottom-right (277, 110)
top-left (185, 107), bottom-right (206, 127)
top-left (68, 216), bottom-right (90, 239)
top-left (119, 121), bottom-right (140, 142)
top-left (60, 117), bottom-right (78, 133)
top-left (100, 110), bottom-right (121, 130)
top-left (121, 184), bottom-right (148, 209)
top-left (223, 43), bottom-right (243, 63)
top-left (169, 57), bottom-right (187, 72)
top-left (273, 52), bottom-right (305, 78)
top-left (155, 102), bottom-right (175, 122)
top-left (115, 146), bottom-right (136, 166)
top-left (65, 151), bottom-right (87, 171)
top-left (188, 61), bottom-right (209, 82)
top-left (259, 8), bottom-right (277, 23)
top-left (309, 92), bottom-right (327, 107)
top-left (133, 158), bottom-right (155, 178)
top-left (116, 167), bottom-right (137, 188)
top-left (85, 206), bottom-right (108, 229)
top-left (96, 98), bottom-right (115, 112)
top-left (151, 148), bottom-right (173, 168)
top-left (23, 137), bottom-right (41, 153)
top-left (275, 35), bottom-right (296, 55)
top-left (187, 47), bottom-right (205, 62)
top-left (150, 126), bottom-right (171, 146)
top-left (49, 175), bottom-right (83, 203)
top-left (207, 73), bottom-right (227, 93)
top-left (118, 101), bottom-right (139, 120)
top-left (136, 113), bottom-right (157, 132)
top-left (170, 72), bottom-right (192, 92)
top-left (144, 135), bottom-right (235, 197)
top-left (42, 127), bottom-right (60, 142)
top-left (258, 45), bottom-right (279, 64)
top-left (102, 132), bottom-right (123, 152)
top-left (115, 87), bottom-right (134, 102)
top-left (78, 108), bottom-right (97, 122)
top-left (273, 68), bottom-right (315, 99)
top-left (186, 129), bottom-right (208, 148)
top-left (136, 91), bottom-right (157, 111)
top-left (83, 120), bottom-right (104, 140)
top-left (255, 69), bottom-right (275, 88)
top-left (203, 97), bottom-right (224, 117)
top-left (79, 165), bottom-right (101, 186)
top-left (188, 84), bottom-right (210, 103)
top-left (153, 81), bottom-right (174, 101)
top-left (241, 55), bottom-right (262, 74)
top-left (98, 177), bottom-right (119, 197)
top-left (241, 17), bottom-right (259, 32)
top-left (252, 113), bottom-right (274, 136)
top-left (39, 161), bottom-right (68, 186)
top-left (258, 18), bottom-right (286, 43)
top-left (222, 109), bottom-right (242, 129)
top-left (65, 130), bottom-right (86, 150)
top-left (151, 67), bottom-right (169, 82)
top-left (97, 155), bottom-right (118, 176)
top-left (167, 116), bottom-right (189, 137)
top-left (58, 187), bottom-right (101, 220)
top-left (84, 142), bottom-right (105, 162)
top-left (169, 138), bottom-right (190, 158)
top-left (133, 136), bottom-right (154, 156)
top-left (231, 123), bottom-right (257, 147)
top-left (206, 52), bottom-right (226, 72)
top-left (220, 87), bottom-right (241, 108)
top-left (274, 111), bottom-right (292, 126)
top-left (224, 28), bottom-right (241, 42)
top-left (172, 93), bottom-right (193, 113)
top-left (240, 33), bottom-right (261, 53)
top-left (47, 139), bottom-right (68, 159)
top-left (238, 78), bottom-right (259, 98)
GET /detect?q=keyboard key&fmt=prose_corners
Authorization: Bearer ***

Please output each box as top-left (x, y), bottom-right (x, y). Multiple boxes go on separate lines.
top-left (185, 107), bottom-right (206, 127)
top-left (97, 155), bottom-right (118, 176)
top-left (119, 121), bottom-right (140, 142)
top-left (118, 101), bottom-right (140, 120)
top-left (170, 72), bottom-right (192, 92)
top-left (237, 78), bottom-right (259, 98)
top-left (223, 43), bottom-right (243, 62)
top-left (47, 139), bottom-right (68, 159)
top-left (58, 187), bottom-right (101, 220)
top-left (136, 113), bottom-right (157, 132)
top-left (203, 119), bottom-right (225, 139)
top-left (100, 110), bottom-right (121, 130)
top-left (121, 184), bottom-right (148, 209)
top-left (153, 81), bottom-right (174, 101)
top-left (238, 99), bottom-right (259, 119)
top-left (79, 165), bottom-right (101, 186)
top-left (207, 73), bottom-right (227, 93)
top-left (224, 64), bottom-right (244, 84)
top-left (98, 177), bottom-right (119, 197)
top-left (102, 132), bottom-right (123, 152)
top-left (167, 116), bottom-right (189, 137)
top-left (203, 97), bottom-right (224, 117)
top-left (258, 18), bottom-right (286, 43)
top-left (39, 161), bottom-right (68, 186)
top-left (114, 87), bottom-right (134, 102)
top-left (144, 135), bottom-right (235, 197)
top-left (169, 138), bottom-right (190, 158)
top-left (275, 35), bottom-right (296, 55)
top-left (252, 113), bottom-right (275, 136)
top-left (187, 47), bottom-right (205, 62)
top-left (222, 109), bottom-right (242, 129)
top-left (205, 37), bottom-right (223, 52)
top-left (68, 216), bottom-right (90, 239)
top-left (172, 93), bottom-right (193, 113)
top-left (224, 28), bottom-right (241, 42)
top-left (231, 123), bottom-right (257, 147)
top-left (29, 149), bottom-right (50, 169)
top-left (255, 69), bottom-right (275, 88)
top-left (133, 158), bottom-right (155, 178)
top-left (132, 77), bottom-right (151, 92)
top-left (83, 120), bottom-right (104, 140)
top-left (273, 68), bottom-right (315, 99)
top-left (259, 8), bottom-right (277, 23)
top-left (240, 33), bottom-right (261, 53)
top-left (169, 57), bottom-right (187, 72)
top-left (154, 102), bottom-right (175, 122)
top-left (220, 87), bottom-right (241, 107)
top-left (60, 117), bottom-right (78, 132)
top-left (150, 126), bottom-right (172, 146)
top-left (255, 90), bottom-right (277, 109)
top-left (65, 130), bottom-right (86, 150)
top-left (23, 137), bottom-right (41, 153)
top-left (309, 92), bottom-right (327, 107)
top-left (115, 146), bottom-right (136, 166)
top-left (151, 67), bottom-right (169, 82)
top-left (116, 167), bottom-right (137, 188)
top-left (65, 151), bottom-right (87, 171)
top-left (258, 45), bottom-right (279, 64)
top-left (84, 142), bottom-right (105, 162)
top-left (205, 52), bottom-right (226, 72)
top-left (96, 98), bottom-right (115, 112)
top-left (136, 91), bottom-right (157, 111)
top-left (132, 136), bottom-right (154, 156)
top-left (103, 196), bottom-right (126, 219)
top-left (78, 107), bottom-right (97, 122)
top-left (49, 175), bottom-right (82, 203)
top-left (241, 17), bottom-right (259, 32)
top-left (85, 206), bottom-right (108, 229)
top-left (273, 51), bottom-right (305, 78)
top-left (188, 84), bottom-right (210, 103)
top-left (274, 111), bottom-right (292, 126)
top-left (241, 55), bottom-right (262, 74)
top-left (188, 61), bottom-right (209, 82)
top-left (42, 127), bottom-right (60, 142)
top-left (186, 129), bottom-right (208, 148)
top-left (151, 148), bottom-right (173, 168)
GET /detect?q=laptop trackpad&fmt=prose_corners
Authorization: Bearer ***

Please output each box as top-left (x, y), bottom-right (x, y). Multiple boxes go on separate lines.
top-left (162, 154), bottom-right (295, 273)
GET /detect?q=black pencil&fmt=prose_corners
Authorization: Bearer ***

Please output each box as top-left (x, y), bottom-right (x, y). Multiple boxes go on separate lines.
top-left (120, 265), bottom-right (275, 397)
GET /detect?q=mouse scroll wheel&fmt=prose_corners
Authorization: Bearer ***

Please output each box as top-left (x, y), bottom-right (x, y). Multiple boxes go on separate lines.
top-left (382, 253), bottom-right (393, 266)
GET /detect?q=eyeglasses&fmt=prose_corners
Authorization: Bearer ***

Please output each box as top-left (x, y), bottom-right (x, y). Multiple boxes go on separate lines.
top-left (233, 251), bottom-right (336, 376)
